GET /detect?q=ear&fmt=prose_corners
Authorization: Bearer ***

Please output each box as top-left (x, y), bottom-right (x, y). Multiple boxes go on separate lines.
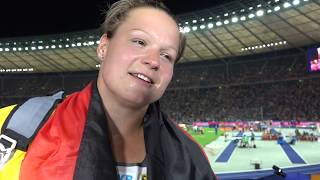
top-left (97, 34), bottom-right (109, 61)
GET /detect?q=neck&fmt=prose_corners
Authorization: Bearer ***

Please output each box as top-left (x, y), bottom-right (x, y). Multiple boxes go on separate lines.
top-left (104, 102), bottom-right (147, 137)
top-left (97, 81), bottom-right (148, 137)
top-left (97, 81), bottom-right (148, 163)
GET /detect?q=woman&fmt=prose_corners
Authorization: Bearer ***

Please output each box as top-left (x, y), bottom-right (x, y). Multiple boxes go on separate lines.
top-left (1, 0), bottom-right (216, 179)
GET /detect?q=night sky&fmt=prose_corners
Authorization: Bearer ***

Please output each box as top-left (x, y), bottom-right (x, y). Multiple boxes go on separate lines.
top-left (0, 0), bottom-right (230, 38)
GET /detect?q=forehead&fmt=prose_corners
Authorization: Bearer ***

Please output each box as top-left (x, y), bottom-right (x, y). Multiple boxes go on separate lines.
top-left (127, 7), bottom-right (175, 22)
top-left (124, 7), bottom-right (178, 30)
top-left (119, 7), bottom-right (180, 45)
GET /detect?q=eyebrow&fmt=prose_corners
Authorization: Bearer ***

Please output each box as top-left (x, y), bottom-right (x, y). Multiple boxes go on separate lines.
top-left (129, 28), bottom-right (178, 53)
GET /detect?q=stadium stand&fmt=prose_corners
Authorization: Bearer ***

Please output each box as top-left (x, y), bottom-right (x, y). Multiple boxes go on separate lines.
top-left (1, 48), bottom-right (320, 122)
top-left (1, 0), bottom-right (320, 178)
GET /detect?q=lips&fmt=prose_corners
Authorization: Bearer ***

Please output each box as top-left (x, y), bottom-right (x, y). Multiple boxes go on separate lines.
top-left (129, 72), bottom-right (154, 84)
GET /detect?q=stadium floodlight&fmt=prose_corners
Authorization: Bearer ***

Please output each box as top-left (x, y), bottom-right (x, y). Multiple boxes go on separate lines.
top-left (31, 47), bottom-right (36, 50)
top-left (0, 48), bottom-right (3, 52)
top-left (58, 45), bottom-right (63, 48)
top-left (267, 9), bottom-right (272, 13)
top-left (231, 17), bottom-right (238, 23)
top-left (88, 41), bottom-right (95, 45)
top-left (12, 48), bottom-right (17, 51)
top-left (257, 4), bottom-right (262, 7)
top-left (248, 13), bottom-right (255, 18)
top-left (248, 7), bottom-right (254, 10)
top-left (241, 48), bottom-right (244, 51)
top-left (293, 0), bottom-right (300, 5)
top-left (283, 2), bottom-right (291, 8)
top-left (179, 27), bottom-right (184, 32)
top-left (274, 6), bottom-right (281, 11)
top-left (45, 46), bottom-right (49, 49)
top-left (183, 26), bottom-right (191, 33)
top-left (240, 16), bottom-right (246, 21)
top-left (275, 0), bottom-right (280, 2)
top-left (279, 41), bottom-right (283, 44)
top-left (72, 43), bottom-right (76, 47)
top-left (200, 25), bottom-right (205, 29)
top-left (65, 44), bottom-right (70, 48)
top-left (275, 42), bottom-right (278, 46)
top-left (5, 48), bottom-right (10, 52)
top-left (207, 23), bottom-right (214, 29)
top-left (192, 20), bottom-right (197, 23)
top-left (77, 42), bottom-right (82, 46)
top-left (192, 26), bottom-right (198, 31)
top-left (224, 20), bottom-right (230, 25)
top-left (224, 13), bottom-right (229, 17)
top-left (51, 45), bottom-right (56, 49)
top-left (201, 18), bottom-right (205, 21)
top-left (38, 46), bottom-right (44, 50)
top-left (216, 21), bottom-right (222, 26)
top-left (18, 47), bottom-right (22, 51)
top-left (184, 21), bottom-right (189, 24)
top-left (256, 10), bottom-right (264, 16)
top-left (96, 40), bottom-right (100, 44)
top-left (283, 41), bottom-right (287, 44)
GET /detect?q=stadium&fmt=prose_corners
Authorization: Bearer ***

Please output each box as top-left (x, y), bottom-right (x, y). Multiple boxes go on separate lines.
top-left (1, 0), bottom-right (320, 179)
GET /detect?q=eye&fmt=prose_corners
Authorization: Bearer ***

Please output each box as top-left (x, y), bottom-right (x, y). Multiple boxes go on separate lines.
top-left (132, 39), bottom-right (146, 47)
top-left (160, 52), bottom-right (173, 62)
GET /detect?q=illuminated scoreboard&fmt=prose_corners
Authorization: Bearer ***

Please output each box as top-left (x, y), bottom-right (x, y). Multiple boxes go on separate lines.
top-left (307, 46), bottom-right (320, 72)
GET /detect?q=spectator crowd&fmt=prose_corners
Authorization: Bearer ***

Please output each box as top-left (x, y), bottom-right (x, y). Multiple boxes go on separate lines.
top-left (1, 50), bottom-right (319, 122)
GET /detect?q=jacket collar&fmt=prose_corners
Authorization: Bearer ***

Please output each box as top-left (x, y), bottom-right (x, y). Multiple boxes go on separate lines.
top-left (74, 81), bottom-right (165, 180)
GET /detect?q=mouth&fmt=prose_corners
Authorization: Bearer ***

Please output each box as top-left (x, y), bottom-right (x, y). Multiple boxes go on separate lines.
top-left (129, 72), bottom-right (154, 84)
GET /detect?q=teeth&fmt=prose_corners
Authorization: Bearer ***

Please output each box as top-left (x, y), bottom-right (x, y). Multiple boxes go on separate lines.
top-left (136, 73), bottom-right (151, 83)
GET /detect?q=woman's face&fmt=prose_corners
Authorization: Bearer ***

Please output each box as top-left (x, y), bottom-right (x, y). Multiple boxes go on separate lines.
top-left (97, 7), bottom-right (180, 108)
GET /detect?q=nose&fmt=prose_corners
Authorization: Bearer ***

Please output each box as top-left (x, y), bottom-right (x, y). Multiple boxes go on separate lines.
top-left (143, 49), bottom-right (160, 70)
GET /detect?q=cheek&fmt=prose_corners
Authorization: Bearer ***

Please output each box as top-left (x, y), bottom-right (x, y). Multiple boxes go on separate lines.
top-left (161, 68), bottom-right (173, 87)
top-left (101, 59), bottom-right (118, 81)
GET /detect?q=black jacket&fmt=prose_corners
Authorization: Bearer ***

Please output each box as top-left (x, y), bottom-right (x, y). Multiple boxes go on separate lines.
top-left (73, 83), bottom-right (217, 180)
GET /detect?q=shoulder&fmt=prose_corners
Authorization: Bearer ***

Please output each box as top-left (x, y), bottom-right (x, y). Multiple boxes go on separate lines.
top-left (0, 104), bottom-right (17, 127)
top-left (0, 104), bottom-right (17, 114)
top-left (160, 112), bottom-right (201, 150)
top-left (160, 112), bottom-right (216, 179)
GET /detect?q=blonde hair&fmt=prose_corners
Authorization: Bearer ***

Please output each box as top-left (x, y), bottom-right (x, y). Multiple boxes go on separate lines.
top-left (101, 0), bottom-right (186, 63)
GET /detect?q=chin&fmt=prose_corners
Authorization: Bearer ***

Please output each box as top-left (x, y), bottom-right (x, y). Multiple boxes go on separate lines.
top-left (123, 94), bottom-right (154, 107)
